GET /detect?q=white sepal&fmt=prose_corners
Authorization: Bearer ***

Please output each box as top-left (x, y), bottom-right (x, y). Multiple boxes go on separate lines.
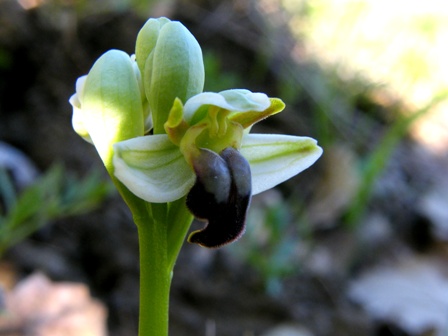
top-left (113, 135), bottom-right (195, 203)
top-left (241, 134), bottom-right (323, 195)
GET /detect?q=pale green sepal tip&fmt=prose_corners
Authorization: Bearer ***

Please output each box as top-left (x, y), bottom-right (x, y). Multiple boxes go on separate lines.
top-left (229, 98), bottom-right (285, 130)
top-left (145, 21), bottom-right (205, 133)
top-left (130, 54), bottom-right (153, 133)
top-left (70, 76), bottom-right (93, 143)
top-left (135, 17), bottom-right (170, 74)
top-left (71, 104), bottom-right (92, 143)
top-left (113, 135), bottom-right (195, 203)
top-left (240, 134), bottom-right (323, 195)
top-left (81, 49), bottom-right (144, 163)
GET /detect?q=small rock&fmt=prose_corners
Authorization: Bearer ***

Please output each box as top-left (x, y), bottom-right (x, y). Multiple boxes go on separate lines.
top-left (0, 272), bottom-right (107, 336)
top-left (349, 255), bottom-right (448, 336)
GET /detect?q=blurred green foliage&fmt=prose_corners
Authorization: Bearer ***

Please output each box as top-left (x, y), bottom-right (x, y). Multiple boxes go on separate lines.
top-left (344, 91), bottom-right (448, 227)
top-left (203, 51), bottom-right (244, 92)
top-left (0, 164), bottom-right (114, 256)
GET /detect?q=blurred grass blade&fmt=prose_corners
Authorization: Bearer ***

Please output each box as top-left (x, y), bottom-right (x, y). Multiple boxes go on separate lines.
top-left (344, 90), bottom-right (448, 227)
top-left (0, 168), bottom-right (17, 214)
top-left (0, 164), bottom-right (114, 256)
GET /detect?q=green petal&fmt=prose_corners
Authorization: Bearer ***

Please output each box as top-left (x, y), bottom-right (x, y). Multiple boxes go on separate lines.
top-left (241, 134), bottom-right (323, 195)
top-left (229, 98), bottom-right (285, 129)
top-left (135, 17), bottom-right (170, 74)
top-left (183, 90), bottom-right (272, 125)
top-left (113, 135), bottom-right (195, 203)
top-left (219, 89), bottom-right (271, 111)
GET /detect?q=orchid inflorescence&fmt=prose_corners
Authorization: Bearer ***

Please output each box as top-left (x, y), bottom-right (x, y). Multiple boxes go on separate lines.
top-left (70, 17), bottom-right (322, 248)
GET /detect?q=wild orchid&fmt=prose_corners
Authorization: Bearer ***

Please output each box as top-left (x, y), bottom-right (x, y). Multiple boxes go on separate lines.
top-left (69, 17), bottom-right (322, 336)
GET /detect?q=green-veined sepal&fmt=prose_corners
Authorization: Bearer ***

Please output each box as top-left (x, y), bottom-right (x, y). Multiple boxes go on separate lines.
top-left (113, 135), bottom-right (195, 203)
top-left (241, 134), bottom-right (323, 195)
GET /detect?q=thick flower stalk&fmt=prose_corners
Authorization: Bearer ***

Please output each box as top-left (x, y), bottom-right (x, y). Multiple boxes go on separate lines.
top-left (69, 16), bottom-right (322, 336)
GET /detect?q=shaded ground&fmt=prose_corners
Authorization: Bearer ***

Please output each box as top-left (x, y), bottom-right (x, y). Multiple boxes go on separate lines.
top-left (1, 1), bottom-right (448, 335)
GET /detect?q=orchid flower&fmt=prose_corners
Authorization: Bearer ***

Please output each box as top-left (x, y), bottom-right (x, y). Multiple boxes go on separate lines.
top-left (113, 89), bottom-right (322, 247)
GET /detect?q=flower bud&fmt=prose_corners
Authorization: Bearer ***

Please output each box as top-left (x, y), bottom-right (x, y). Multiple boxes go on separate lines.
top-left (76, 49), bottom-right (144, 168)
top-left (135, 18), bottom-right (205, 134)
top-left (135, 17), bottom-right (170, 74)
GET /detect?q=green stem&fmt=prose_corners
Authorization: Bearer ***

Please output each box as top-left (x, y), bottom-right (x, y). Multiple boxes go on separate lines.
top-left (167, 197), bottom-right (194, 271)
top-left (135, 208), bottom-right (171, 336)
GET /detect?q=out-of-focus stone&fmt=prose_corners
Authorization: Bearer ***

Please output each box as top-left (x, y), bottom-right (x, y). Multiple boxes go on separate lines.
top-left (349, 255), bottom-right (448, 336)
top-left (0, 272), bottom-right (107, 336)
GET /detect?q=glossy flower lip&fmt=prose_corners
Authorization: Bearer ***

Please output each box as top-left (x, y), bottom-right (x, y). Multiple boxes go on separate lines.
top-left (186, 147), bottom-right (252, 248)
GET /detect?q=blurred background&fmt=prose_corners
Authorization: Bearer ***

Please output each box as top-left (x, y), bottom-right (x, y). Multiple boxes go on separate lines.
top-left (1, 0), bottom-right (448, 335)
